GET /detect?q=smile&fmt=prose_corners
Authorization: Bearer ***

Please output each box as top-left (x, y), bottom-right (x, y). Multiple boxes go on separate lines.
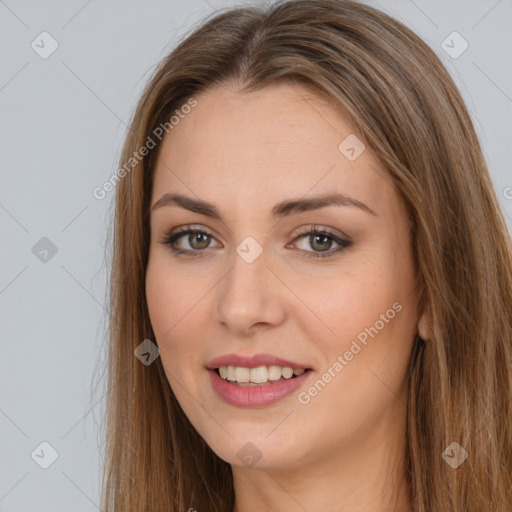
top-left (208, 367), bottom-right (313, 407)
top-left (217, 365), bottom-right (307, 385)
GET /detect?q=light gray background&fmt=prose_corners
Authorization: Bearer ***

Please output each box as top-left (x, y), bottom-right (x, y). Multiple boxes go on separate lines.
top-left (1, 0), bottom-right (511, 510)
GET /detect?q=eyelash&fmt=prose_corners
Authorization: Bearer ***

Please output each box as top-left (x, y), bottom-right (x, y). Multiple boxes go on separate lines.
top-left (158, 224), bottom-right (352, 260)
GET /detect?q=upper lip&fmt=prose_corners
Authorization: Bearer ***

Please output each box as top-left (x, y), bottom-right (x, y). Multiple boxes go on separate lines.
top-left (206, 353), bottom-right (312, 370)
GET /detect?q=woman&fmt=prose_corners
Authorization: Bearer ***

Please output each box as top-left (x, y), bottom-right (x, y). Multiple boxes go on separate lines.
top-left (102, 0), bottom-right (512, 510)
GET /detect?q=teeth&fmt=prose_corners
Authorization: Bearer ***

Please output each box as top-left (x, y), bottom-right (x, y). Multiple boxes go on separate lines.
top-left (281, 367), bottom-right (294, 379)
top-left (250, 366), bottom-right (268, 383)
top-left (234, 367), bottom-right (250, 383)
top-left (217, 365), bottom-right (308, 384)
top-left (268, 365), bottom-right (282, 381)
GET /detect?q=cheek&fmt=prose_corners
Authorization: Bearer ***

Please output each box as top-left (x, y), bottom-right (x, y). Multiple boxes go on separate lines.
top-left (145, 259), bottom-right (221, 439)
top-left (145, 258), bottom-right (200, 371)
top-left (293, 273), bottom-right (416, 443)
top-left (298, 245), bottom-right (418, 387)
top-left (300, 266), bottom-right (411, 346)
top-left (145, 254), bottom-right (204, 339)
top-left (145, 264), bottom-right (173, 343)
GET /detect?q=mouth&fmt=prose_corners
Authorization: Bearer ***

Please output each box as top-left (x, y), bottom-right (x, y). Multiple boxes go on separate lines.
top-left (206, 353), bottom-right (314, 406)
top-left (212, 366), bottom-right (313, 386)
top-left (207, 365), bottom-right (314, 407)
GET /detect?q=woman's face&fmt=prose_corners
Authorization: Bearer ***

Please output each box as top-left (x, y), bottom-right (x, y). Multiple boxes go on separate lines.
top-left (146, 83), bottom-right (424, 471)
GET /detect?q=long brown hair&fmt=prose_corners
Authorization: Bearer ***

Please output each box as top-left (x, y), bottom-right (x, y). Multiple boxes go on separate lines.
top-left (101, 1), bottom-right (512, 510)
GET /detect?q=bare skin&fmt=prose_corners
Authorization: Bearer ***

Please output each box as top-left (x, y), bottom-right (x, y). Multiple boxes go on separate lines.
top-left (146, 82), bottom-right (429, 512)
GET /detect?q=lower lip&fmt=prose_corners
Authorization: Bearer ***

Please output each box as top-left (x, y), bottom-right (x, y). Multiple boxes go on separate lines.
top-left (208, 369), bottom-right (312, 407)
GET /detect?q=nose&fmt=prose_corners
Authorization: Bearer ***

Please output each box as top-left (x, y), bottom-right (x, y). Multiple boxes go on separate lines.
top-left (213, 244), bottom-right (286, 336)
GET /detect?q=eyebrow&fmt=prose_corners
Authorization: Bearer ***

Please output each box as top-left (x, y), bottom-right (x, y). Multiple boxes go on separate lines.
top-left (151, 192), bottom-right (377, 218)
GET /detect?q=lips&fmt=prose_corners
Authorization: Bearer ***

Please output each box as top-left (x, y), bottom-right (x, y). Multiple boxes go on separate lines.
top-left (208, 366), bottom-right (313, 407)
top-left (205, 352), bottom-right (314, 407)
top-left (206, 353), bottom-right (312, 371)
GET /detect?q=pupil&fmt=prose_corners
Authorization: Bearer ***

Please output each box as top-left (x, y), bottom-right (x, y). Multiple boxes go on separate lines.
top-left (192, 233), bottom-right (209, 249)
top-left (312, 235), bottom-right (330, 251)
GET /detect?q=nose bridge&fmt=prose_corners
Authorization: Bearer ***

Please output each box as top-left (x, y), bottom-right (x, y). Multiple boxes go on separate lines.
top-left (225, 236), bottom-right (270, 303)
top-left (214, 235), bottom-right (285, 332)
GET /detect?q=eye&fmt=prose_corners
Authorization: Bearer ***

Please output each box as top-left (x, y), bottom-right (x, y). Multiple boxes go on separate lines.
top-left (159, 224), bottom-right (351, 259)
top-left (289, 225), bottom-right (352, 259)
top-left (159, 225), bottom-right (220, 258)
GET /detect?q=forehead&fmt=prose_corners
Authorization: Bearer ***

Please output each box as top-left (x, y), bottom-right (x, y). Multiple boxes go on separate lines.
top-left (152, 83), bottom-right (395, 219)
